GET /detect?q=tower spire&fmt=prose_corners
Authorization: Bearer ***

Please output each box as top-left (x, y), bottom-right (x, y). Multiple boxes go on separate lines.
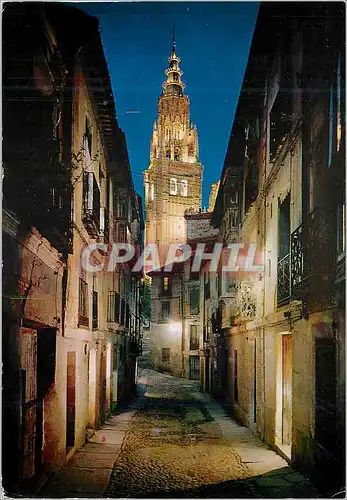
top-left (162, 28), bottom-right (184, 96)
top-left (172, 22), bottom-right (176, 52)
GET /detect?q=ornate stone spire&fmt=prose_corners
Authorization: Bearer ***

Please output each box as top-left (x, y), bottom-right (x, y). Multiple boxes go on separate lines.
top-left (162, 28), bottom-right (185, 96)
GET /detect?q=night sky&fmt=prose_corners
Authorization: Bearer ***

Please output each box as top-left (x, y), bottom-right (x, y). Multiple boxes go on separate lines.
top-left (72, 2), bottom-right (259, 208)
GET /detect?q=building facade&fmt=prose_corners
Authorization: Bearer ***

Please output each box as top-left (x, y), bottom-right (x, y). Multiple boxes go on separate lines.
top-left (2, 4), bottom-right (143, 494)
top-left (208, 3), bottom-right (345, 493)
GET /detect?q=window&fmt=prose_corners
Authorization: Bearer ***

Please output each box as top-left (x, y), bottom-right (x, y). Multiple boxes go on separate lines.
top-left (189, 325), bottom-right (199, 350)
top-left (278, 194), bottom-right (290, 260)
top-left (107, 291), bottom-right (120, 323)
top-left (92, 290), bottom-right (98, 330)
top-left (166, 149), bottom-right (171, 160)
top-left (83, 172), bottom-right (101, 232)
top-left (174, 150), bottom-right (180, 161)
top-left (181, 180), bottom-right (188, 197)
top-left (277, 193), bottom-right (291, 306)
top-left (204, 274), bottom-right (210, 299)
top-left (161, 301), bottom-right (171, 321)
top-left (189, 289), bottom-right (200, 315)
top-left (162, 348), bottom-right (170, 363)
top-left (161, 276), bottom-right (171, 296)
top-left (85, 118), bottom-right (92, 158)
top-left (117, 222), bottom-right (126, 243)
top-left (169, 178), bottom-right (177, 195)
top-left (78, 278), bottom-right (89, 327)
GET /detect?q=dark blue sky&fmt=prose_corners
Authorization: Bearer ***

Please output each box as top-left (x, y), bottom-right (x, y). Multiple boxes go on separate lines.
top-left (74, 2), bottom-right (259, 207)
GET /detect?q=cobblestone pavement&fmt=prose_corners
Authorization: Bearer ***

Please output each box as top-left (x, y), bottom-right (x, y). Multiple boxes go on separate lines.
top-left (104, 369), bottom-right (320, 498)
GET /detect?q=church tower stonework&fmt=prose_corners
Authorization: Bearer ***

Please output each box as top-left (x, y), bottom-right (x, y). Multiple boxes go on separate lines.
top-left (144, 35), bottom-right (203, 377)
top-left (144, 34), bottom-right (202, 258)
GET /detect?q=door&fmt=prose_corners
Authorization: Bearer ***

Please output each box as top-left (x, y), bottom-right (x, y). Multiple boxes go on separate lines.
top-left (282, 334), bottom-right (292, 445)
top-left (66, 352), bottom-right (76, 449)
top-left (20, 328), bottom-right (37, 480)
top-left (189, 355), bottom-right (200, 380)
top-left (100, 348), bottom-right (107, 424)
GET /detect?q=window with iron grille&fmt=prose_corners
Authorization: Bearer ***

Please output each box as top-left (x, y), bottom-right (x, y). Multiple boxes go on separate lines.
top-left (126, 303), bottom-right (130, 328)
top-left (189, 289), bottom-right (200, 315)
top-left (161, 276), bottom-right (172, 296)
top-left (92, 291), bottom-right (98, 330)
top-left (161, 301), bottom-right (171, 322)
top-left (269, 56), bottom-right (292, 163)
top-left (83, 172), bottom-right (100, 233)
top-left (107, 291), bottom-right (120, 323)
top-left (204, 276), bottom-right (210, 299)
top-left (117, 222), bottom-right (126, 243)
top-left (120, 298), bottom-right (125, 326)
top-left (78, 278), bottom-right (89, 327)
top-left (162, 348), bottom-right (170, 363)
top-left (85, 118), bottom-right (92, 157)
top-left (189, 325), bottom-right (199, 350)
top-left (277, 193), bottom-right (291, 306)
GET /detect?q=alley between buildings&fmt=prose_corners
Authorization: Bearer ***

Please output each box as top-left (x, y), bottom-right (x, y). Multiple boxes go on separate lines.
top-left (41, 369), bottom-right (319, 498)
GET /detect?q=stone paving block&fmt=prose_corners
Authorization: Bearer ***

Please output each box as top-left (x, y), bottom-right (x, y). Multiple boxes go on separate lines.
top-left (43, 467), bottom-right (111, 495)
top-left (89, 429), bottom-right (125, 445)
top-left (65, 451), bottom-right (118, 470)
top-left (82, 443), bottom-right (122, 454)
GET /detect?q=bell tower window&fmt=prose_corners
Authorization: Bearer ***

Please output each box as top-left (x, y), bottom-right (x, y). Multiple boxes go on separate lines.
top-left (169, 178), bottom-right (177, 195)
top-left (181, 180), bottom-right (188, 197)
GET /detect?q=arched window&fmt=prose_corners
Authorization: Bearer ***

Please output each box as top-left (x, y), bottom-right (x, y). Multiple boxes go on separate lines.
top-left (169, 178), bottom-right (177, 195)
top-left (166, 149), bottom-right (171, 160)
top-left (230, 187), bottom-right (239, 204)
top-left (174, 149), bottom-right (180, 161)
top-left (181, 180), bottom-right (188, 197)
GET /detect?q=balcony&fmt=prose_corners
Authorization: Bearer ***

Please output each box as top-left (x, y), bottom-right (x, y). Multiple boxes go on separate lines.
top-left (83, 172), bottom-right (100, 238)
top-left (277, 253), bottom-right (291, 306)
top-left (78, 278), bottom-right (89, 328)
top-left (107, 291), bottom-right (120, 324)
top-left (291, 208), bottom-right (335, 302)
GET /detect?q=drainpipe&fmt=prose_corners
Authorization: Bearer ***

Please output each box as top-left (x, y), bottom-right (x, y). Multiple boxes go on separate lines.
top-left (261, 83), bottom-right (269, 442)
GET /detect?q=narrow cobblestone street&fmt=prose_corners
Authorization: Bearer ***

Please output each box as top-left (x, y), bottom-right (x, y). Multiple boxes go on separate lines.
top-left (42, 369), bottom-right (320, 498)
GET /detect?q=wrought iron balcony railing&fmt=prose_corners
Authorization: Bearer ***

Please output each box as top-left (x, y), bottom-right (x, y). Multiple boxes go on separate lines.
top-left (277, 253), bottom-right (291, 306)
top-left (291, 207), bottom-right (335, 299)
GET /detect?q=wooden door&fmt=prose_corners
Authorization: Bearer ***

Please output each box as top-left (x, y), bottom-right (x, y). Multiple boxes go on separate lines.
top-left (66, 352), bottom-right (76, 449)
top-left (282, 334), bottom-right (292, 445)
top-left (189, 355), bottom-right (200, 380)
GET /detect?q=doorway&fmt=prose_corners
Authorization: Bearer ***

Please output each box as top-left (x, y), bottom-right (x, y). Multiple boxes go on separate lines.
top-left (20, 328), bottom-right (37, 481)
top-left (66, 351), bottom-right (76, 451)
top-left (189, 355), bottom-right (200, 380)
top-left (250, 339), bottom-right (257, 425)
top-left (275, 333), bottom-right (292, 458)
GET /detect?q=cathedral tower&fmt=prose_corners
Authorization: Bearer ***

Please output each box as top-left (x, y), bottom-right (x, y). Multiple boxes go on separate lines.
top-left (144, 33), bottom-right (203, 257)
